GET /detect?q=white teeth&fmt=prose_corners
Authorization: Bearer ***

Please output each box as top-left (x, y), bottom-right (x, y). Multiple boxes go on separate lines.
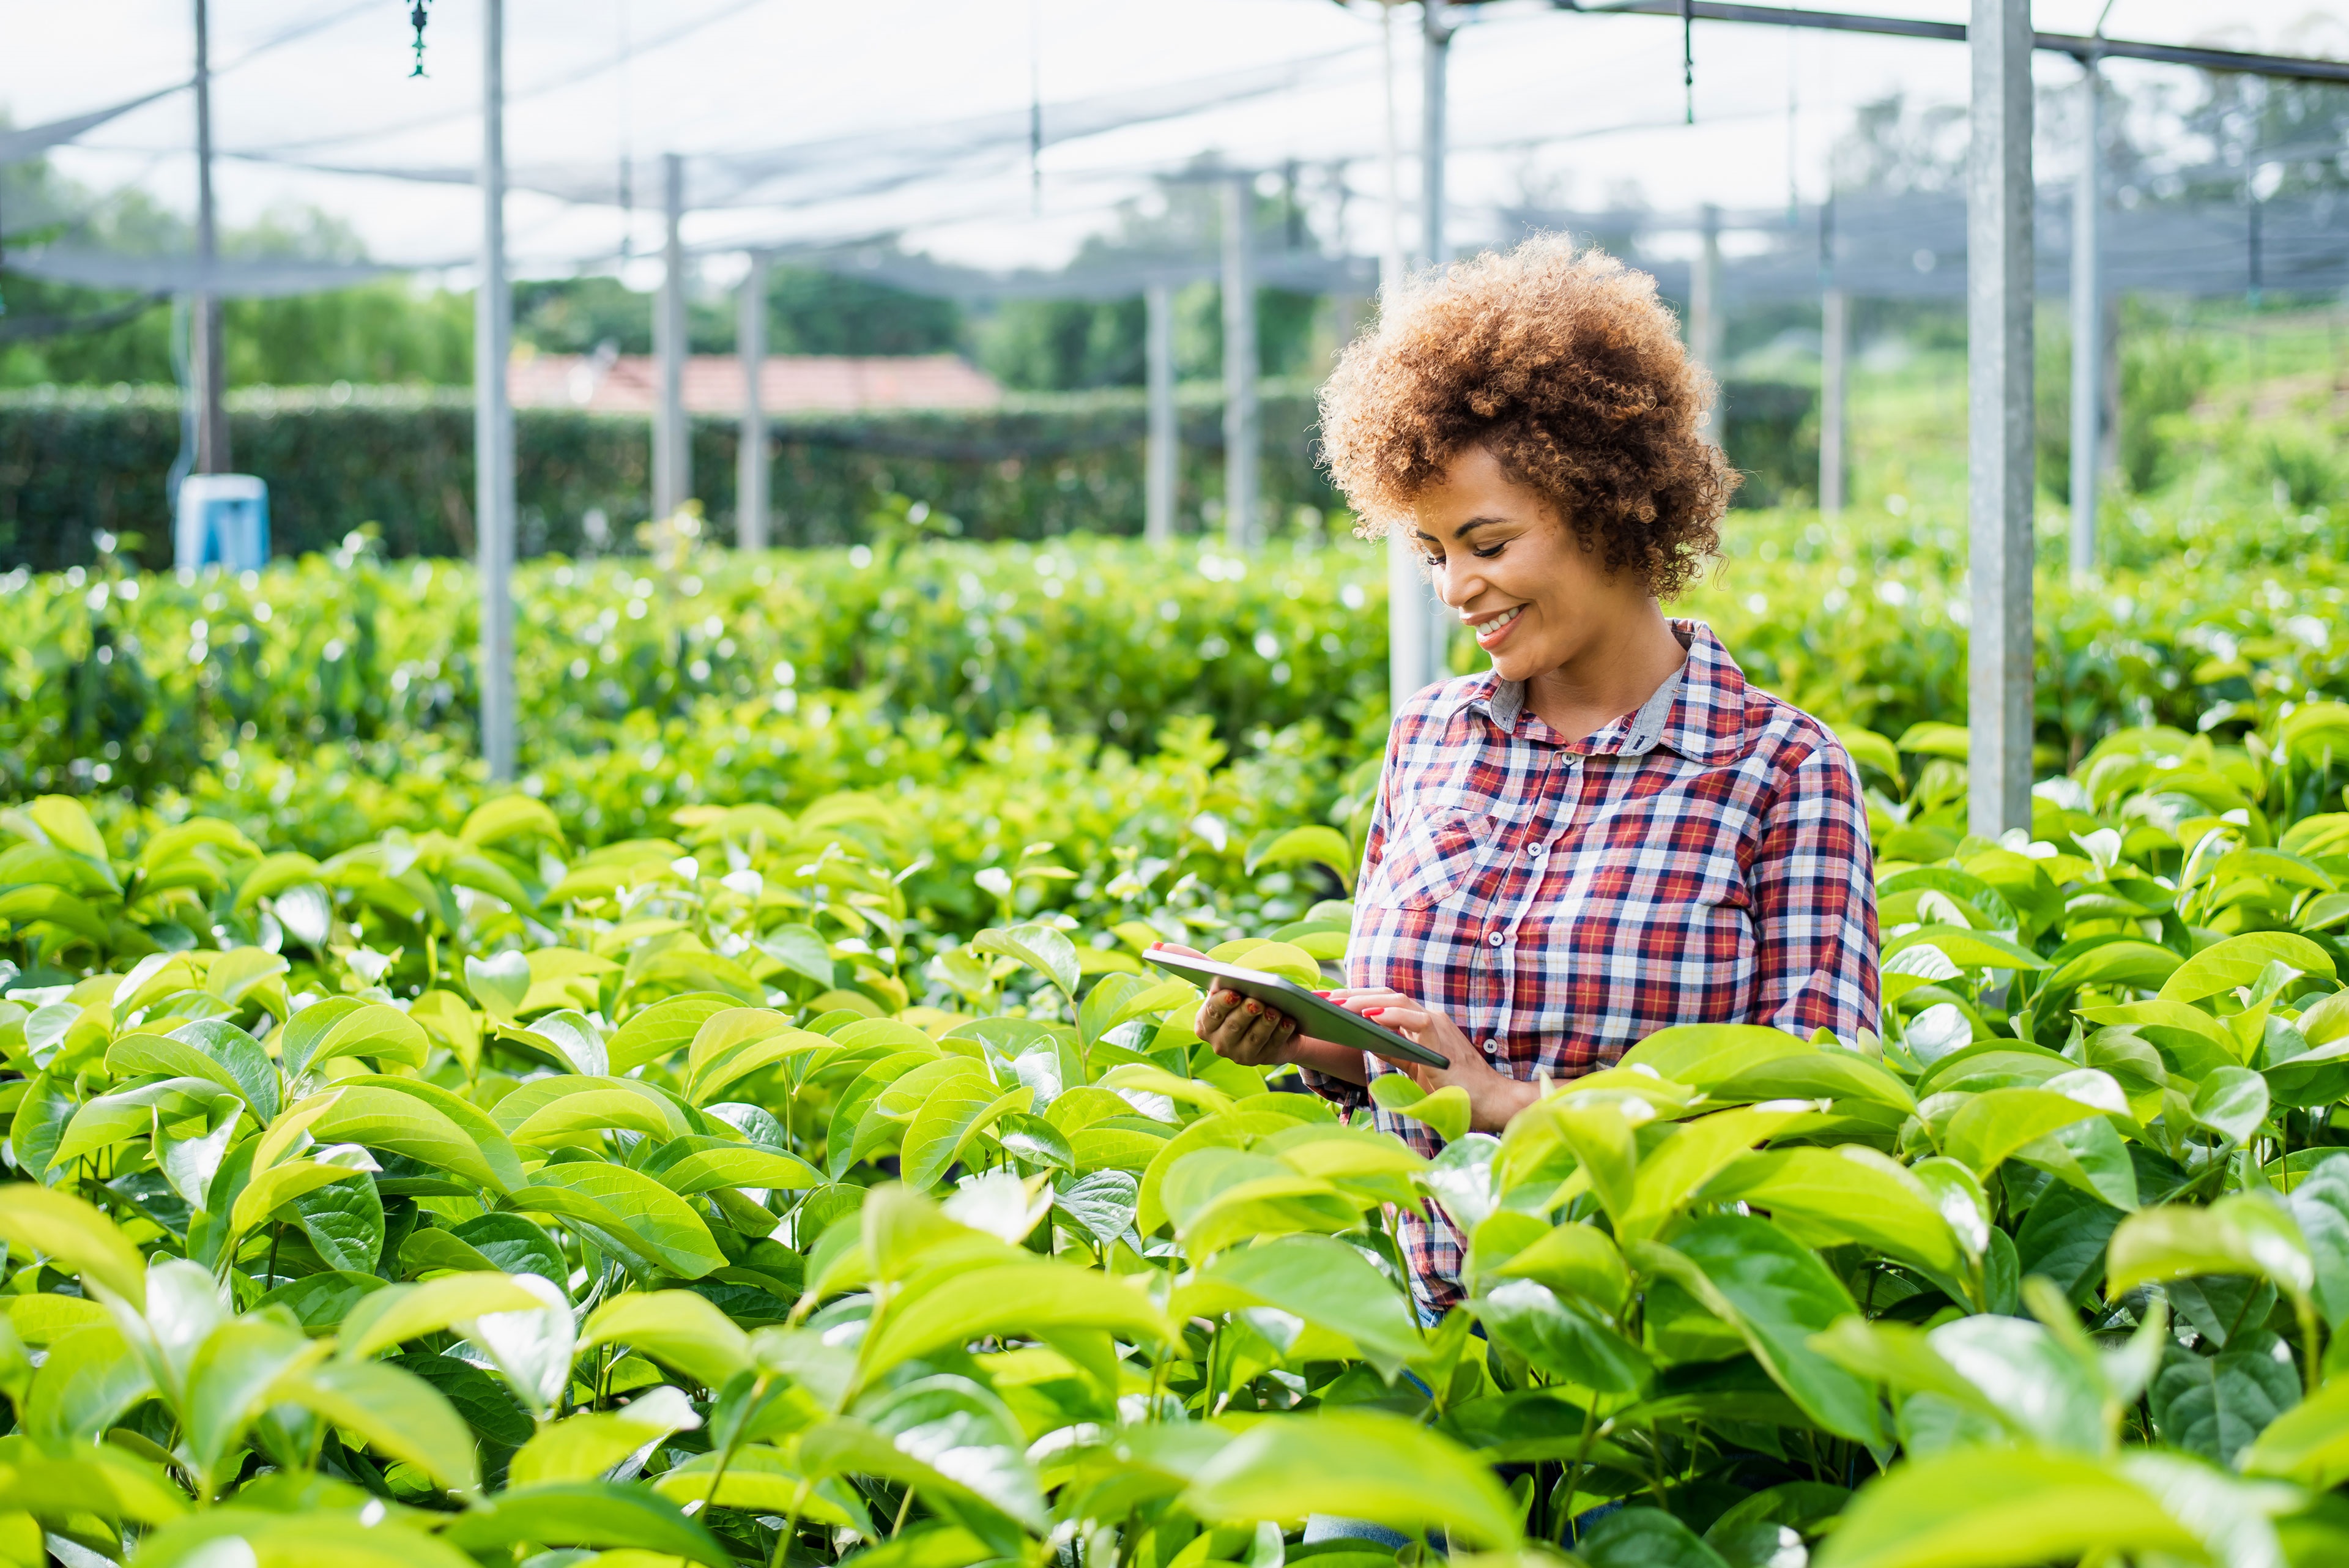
top-left (1474, 606), bottom-right (1523, 634)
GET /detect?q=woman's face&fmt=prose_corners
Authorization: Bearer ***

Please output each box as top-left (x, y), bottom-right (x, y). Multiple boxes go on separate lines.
top-left (1406, 445), bottom-right (1644, 684)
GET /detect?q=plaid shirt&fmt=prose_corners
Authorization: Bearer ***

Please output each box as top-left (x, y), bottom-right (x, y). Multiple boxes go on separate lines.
top-left (1310, 622), bottom-right (1878, 1313)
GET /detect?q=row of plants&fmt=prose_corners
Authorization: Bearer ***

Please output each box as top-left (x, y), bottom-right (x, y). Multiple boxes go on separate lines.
top-left (3, 671), bottom-right (2349, 1564)
top-left (9, 518), bottom-right (2349, 812)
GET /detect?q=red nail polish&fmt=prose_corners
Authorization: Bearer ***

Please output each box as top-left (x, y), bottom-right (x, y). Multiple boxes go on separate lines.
top-left (1365, 1006), bottom-right (1386, 1016)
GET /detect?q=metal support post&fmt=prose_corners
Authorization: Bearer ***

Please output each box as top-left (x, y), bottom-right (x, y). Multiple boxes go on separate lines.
top-left (1967, 0), bottom-right (2035, 837)
top-left (1381, 2), bottom-right (1431, 714)
top-left (1820, 286), bottom-right (1848, 516)
top-left (1221, 176), bottom-right (1258, 552)
top-left (1145, 280), bottom-right (1177, 544)
top-left (654, 152), bottom-right (689, 518)
top-left (476, 0), bottom-right (516, 781)
top-left (1691, 203), bottom-right (1724, 439)
top-left (1422, 0), bottom-right (1452, 269)
top-left (191, 0), bottom-right (228, 475)
top-left (2069, 59), bottom-right (2101, 579)
top-left (737, 249), bottom-right (769, 551)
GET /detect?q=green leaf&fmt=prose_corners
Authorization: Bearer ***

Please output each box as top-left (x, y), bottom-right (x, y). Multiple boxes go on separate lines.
top-left (182, 1316), bottom-right (324, 1492)
top-left (1636, 1216), bottom-right (1885, 1444)
top-left (23, 1324), bottom-right (154, 1446)
top-left (509, 1161), bottom-right (729, 1279)
top-left (1475, 1279), bottom-right (1652, 1394)
top-left (2242, 1372), bottom-right (2349, 1486)
top-left (306, 1079), bottom-right (525, 1194)
top-left (1245, 825), bottom-right (1357, 893)
top-left (1369, 1074), bottom-right (1470, 1143)
top-left (0, 1440), bottom-right (187, 1525)
top-left (0, 1183), bottom-right (146, 1302)
top-left (510, 1384), bottom-right (701, 1486)
top-left (578, 1290), bottom-right (752, 1390)
top-left (340, 1273), bottom-right (551, 1360)
top-left (648, 1140), bottom-right (827, 1197)
top-left (901, 1078), bottom-right (1034, 1190)
top-left (1809, 1446), bottom-right (2199, 1568)
top-left (391, 1350), bottom-right (535, 1449)
top-left (858, 1258), bottom-right (1175, 1384)
top-left (2149, 1334), bottom-right (2300, 1466)
top-left (651, 1444), bottom-right (875, 1534)
top-left (1939, 1088), bottom-right (2102, 1176)
top-left (2193, 1065), bottom-right (2271, 1145)
top-left (1701, 1145), bottom-right (1965, 1282)
top-left (230, 1153), bottom-right (377, 1239)
top-left (465, 949), bottom-right (532, 1023)
top-left (801, 1378), bottom-right (1044, 1550)
top-left (292, 1173), bottom-right (384, 1274)
top-left (2161, 932), bottom-right (2337, 1004)
top-left (2108, 1195), bottom-right (2317, 1308)
top-left (273, 1355), bottom-right (481, 1493)
top-left (1883, 924), bottom-right (2049, 972)
top-left (606, 991), bottom-right (740, 1074)
top-left (136, 1510), bottom-right (480, 1568)
top-left (973, 923), bottom-right (1080, 998)
top-left (1579, 1508), bottom-right (1734, 1568)
top-left (1620, 1105), bottom-right (1808, 1241)
top-left (1181, 1233), bottom-right (1425, 1377)
top-left (1184, 1410), bottom-right (1523, 1548)
top-left (277, 997), bottom-right (429, 1076)
top-left (459, 794), bottom-right (562, 850)
top-left (437, 1480), bottom-right (732, 1567)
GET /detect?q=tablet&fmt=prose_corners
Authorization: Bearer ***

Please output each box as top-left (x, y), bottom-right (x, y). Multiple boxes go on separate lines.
top-left (1142, 950), bottom-right (1449, 1068)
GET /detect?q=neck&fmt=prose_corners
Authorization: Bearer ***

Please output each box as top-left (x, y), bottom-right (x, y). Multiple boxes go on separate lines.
top-left (1520, 598), bottom-right (1688, 740)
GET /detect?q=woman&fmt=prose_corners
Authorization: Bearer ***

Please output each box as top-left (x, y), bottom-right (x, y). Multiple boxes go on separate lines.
top-left (1162, 236), bottom-right (1877, 1320)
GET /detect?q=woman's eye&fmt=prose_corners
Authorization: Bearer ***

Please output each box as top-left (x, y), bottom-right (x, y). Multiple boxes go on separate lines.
top-left (1471, 543), bottom-right (1506, 559)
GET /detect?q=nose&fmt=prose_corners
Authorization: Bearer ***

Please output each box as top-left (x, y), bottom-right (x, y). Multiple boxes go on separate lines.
top-left (1433, 555), bottom-right (1483, 613)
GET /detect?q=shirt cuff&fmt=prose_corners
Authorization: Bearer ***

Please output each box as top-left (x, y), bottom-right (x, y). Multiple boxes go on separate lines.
top-left (1296, 1061), bottom-right (1370, 1111)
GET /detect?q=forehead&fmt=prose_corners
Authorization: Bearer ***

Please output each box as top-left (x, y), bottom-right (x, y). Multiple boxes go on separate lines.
top-left (1408, 449), bottom-right (1553, 532)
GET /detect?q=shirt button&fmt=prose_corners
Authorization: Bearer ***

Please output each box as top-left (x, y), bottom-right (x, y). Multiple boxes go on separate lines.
top-left (1483, 1039), bottom-right (1501, 1054)
top-left (1488, 930), bottom-right (1505, 946)
top-left (1529, 844), bottom-right (1547, 860)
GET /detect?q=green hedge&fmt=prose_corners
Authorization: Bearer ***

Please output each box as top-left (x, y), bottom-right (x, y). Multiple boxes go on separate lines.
top-left (0, 377), bottom-right (1816, 570)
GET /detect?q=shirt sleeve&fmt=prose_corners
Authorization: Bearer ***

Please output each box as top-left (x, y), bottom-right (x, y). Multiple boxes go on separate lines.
top-left (1746, 735), bottom-right (1880, 1042)
top-left (1294, 736), bottom-right (1400, 1112)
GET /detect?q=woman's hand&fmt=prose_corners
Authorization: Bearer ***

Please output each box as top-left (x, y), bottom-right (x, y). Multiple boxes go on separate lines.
top-left (1327, 987), bottom-right (1541, 1133)
top-left (1146, 944), bottom-right (1369, 1085)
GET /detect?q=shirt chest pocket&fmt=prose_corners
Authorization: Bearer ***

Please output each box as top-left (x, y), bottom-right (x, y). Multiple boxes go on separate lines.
top-left (1367, 806), bottom-right (1491, 911)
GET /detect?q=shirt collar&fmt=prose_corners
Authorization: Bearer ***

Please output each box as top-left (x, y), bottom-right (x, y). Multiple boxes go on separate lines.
top-left (1462, 620), bottom-right (1750, 760)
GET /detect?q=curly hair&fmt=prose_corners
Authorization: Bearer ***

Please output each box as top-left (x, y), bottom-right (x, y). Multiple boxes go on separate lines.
top-left (1318, 236), bottom-right (1734, 599)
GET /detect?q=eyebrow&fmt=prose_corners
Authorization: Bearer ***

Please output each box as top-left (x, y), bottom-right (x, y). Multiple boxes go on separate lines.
top-left (1412, 516), bottom-right (1510, 543)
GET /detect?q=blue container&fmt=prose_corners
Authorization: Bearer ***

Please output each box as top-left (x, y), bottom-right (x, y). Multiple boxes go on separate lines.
top-left (174, 474), bottom-right (271, 570)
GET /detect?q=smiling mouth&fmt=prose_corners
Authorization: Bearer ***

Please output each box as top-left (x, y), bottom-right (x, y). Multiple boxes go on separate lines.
top-left (1469, 604), bottom-right (1524, 647)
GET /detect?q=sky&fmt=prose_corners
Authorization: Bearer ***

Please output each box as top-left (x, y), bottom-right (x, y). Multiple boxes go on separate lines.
top-left (11, 1), bottom-right (2349, 291)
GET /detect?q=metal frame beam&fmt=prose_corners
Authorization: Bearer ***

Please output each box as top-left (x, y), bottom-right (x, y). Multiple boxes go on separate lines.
top-left (1546, 0), bottom-right (2349, 84)
top-left (476, 0), bottom-right (517, 782)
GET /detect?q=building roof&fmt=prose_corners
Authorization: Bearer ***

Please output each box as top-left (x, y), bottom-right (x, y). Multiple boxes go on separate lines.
top-left (507, 352), bottom-right (1002, 415)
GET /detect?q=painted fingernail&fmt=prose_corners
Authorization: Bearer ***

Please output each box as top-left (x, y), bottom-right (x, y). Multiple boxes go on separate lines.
top-left (1365, 1007), bottom-right (1386, 1015)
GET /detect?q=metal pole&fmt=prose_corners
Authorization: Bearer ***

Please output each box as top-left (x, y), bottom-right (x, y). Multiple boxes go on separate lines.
top-left (1222, 175), bottom-right (1258, 552)
top-left (2068, 59), bottom-right (2101, 579)
top-left (1820, 286), bottom-right (1848, 516)
top-left (1381, 2), bottom-right (1430, 713)
top-left (737, 249), bottom-right (769, 551)
top-left (1422, 0), bottom-right (1452, 270)
top-left (477, 0), bottom-right (516, 782)
top-left (1691, 203), bottom-right (1724, 439)
top-left (654, 151), bottom-right (689, 518)
top-left (191, 0), bottom-right (228, 475)
top-left (1145, 280), bottom-right (1177, 544)
top-left (1967, 0), bottom-right (2035, 838)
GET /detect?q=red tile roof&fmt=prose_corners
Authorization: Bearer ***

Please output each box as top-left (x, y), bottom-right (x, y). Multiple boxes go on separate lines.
top-left (508, 352), bottom-right (1002, 415)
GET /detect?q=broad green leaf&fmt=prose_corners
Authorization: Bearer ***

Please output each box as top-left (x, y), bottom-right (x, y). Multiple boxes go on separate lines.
top-left (341, 1273), bottom-right (549, 1361)
top-left (1579, 1509), bottom-right (1733, 1568)
top-left (278, 997), bottom-right (429, 1076)
top-left (0, 1183), bottom-right (146, 1302)
top-left (23, 1324), bottom-right (154, 1446)
top-left (1184, 1410), bottom-right (1522, 1548)
top-left (1490, 1220), bottom-right (1631, 1314)
top-left (459, 794), bottom-right (562, 850)
top-left (510, 1384), bottom-right (701, 1486)
top-left (2243, 1373), bottom-right (2349, 1487)
top-left (292, 1173), bottom-right (384, 1274)
top-left (136, 1510), bottom-right (480, 1568)
top-left (605, 990), bottom-right (738, 1074)
top-left (2108, 1196), bottom-right (2317, 1307)
top-left (1475, 1278), bottom-right (1651, 1394)
top-left (456, 1272), bottom-right (577, 1417)
top-left (579, 1290), bottom-right (752, 1389)
top-left (437, 1480), bottom-right (732, 1567)
top-left (1702, 1145), bottom-right (1965, 1280)
top-left (858, 1260), bottom-right (1174, 1384)
top-left (2161, 932), bottom-right (2337, 1004)
top-left (465, 949), bottom-right (532, 1022)
top-left (273, 1355), bottom-right (480, 1493)
top-left (229, 1150), bottom-right (379, 1238)
top-left (1177, 1233), bottom-right (1425, 1377)
top-left (1636, 1216), bottom-right (1885, 1444)
top-left (113, 1020), bottom-right (280, 1123)
top-left (1617, 1023), bottom-right (1812, 1087)
top-left (901, 1078), bottom-right (1034, 1189)
top-left (1619, 1105), bottom-right (1806, 1241)
top-left (2149, 1334), bottom-right (2299, 1466)
top-left (648, 1141), bottom-right (826, 1196)
top-left (500, 1080), bottom-right (694, 1147)
top-left (510, 1161), bottom-right (729, 1279)
top-left (973, 923), bottom-right (1080, 998)
top-left (800, 1379), bottom-right (1044, 1550)
top-left (1370, 1074), bottom-right (1470, 1143)
top-left (0, 1438), bottom-right (187, 1525)
top-left (1883, 924), bottom-right (2049, 972)
top-left (1809, 1446), bottom-right (2199, 1568)
top-left (651, 1444), bottom-right (874, 1534)
top-left (1939, 1088), bottom-right (2102, 1176)
top-left (306, 1079), bottom-right (524, 1194)
top-left (182, 1316), bottom-right (325, 1492)
top-left (2192, 1065), bottom-right (2271, 1144)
